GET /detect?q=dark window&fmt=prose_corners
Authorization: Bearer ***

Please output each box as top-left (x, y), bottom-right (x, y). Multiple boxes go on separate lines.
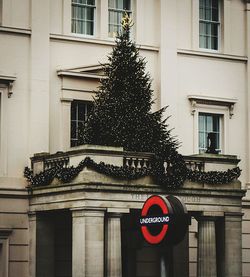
top-left (71, 100), bottom-right (92, 147)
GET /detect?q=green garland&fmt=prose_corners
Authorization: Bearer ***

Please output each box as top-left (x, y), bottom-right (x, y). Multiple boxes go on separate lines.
top-left (24, 156), bottom-right (241, 188)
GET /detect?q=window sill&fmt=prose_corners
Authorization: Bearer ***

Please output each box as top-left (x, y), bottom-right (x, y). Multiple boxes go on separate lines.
top-left (50, 33), bottom-right (159, 52)
top-left (177, 48), bottom-right (248, 62)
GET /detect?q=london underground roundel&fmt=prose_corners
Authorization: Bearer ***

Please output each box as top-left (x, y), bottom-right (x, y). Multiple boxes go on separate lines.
top-left (140, 195), bottom-right (172, 244)
top-left (139, 195), bottom-right (189, 245)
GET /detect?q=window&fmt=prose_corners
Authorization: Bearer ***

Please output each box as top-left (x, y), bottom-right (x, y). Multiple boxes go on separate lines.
top-left (199, 0), bottom-right (219, 50)
top-left (71, 0), bottom-right (96, 35)
top-left (71, 100), bottom-right (92, 147)
top-left (108, 0), bottom-right (131, 38)
top-left (199, 113), bottom-right (222, 154)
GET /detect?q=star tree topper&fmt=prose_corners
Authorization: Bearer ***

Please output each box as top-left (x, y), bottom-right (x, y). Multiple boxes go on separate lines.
top-left (121, 12), bottom-right (133, 30)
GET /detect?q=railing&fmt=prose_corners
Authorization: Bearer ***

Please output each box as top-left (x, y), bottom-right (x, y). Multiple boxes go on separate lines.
top-left (31, 146), bottom-right (239, 176)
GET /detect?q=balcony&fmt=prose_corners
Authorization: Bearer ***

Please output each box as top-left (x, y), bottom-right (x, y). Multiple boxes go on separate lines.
top-left (29, 145), bottom-right (241, 190)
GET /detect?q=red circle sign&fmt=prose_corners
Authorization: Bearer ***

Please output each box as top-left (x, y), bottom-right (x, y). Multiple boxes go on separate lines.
top-left (140, 195), bottom-right (170, 244)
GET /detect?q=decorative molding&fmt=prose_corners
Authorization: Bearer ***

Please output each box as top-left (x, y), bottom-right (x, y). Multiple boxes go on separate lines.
top-left (0, 75), bottom-right (16, 97)
top-left (0, 228), bottom-right (12, 238)
top-left (188, 95), bottom-right (237, 118)
top-left (57, 70), bottom-right (106, 80)
top-left (0, 26), bottom-right (31, 36)
top-left (178, 49), bottom-right (248, 62)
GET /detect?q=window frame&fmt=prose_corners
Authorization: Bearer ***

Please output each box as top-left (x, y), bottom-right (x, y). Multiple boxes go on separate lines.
top-left (199, 0), bottom-right (221, 52)
top-left (194, 106), bottom-right (227, 155)
top-left (71, 0), bottom-right (96, 37)
top-left (70, 100), bottom-right (93, 147)
top-left (198, 112), bottom-right (222, 154)
top-left (108, 0), bottom-right (132, 38)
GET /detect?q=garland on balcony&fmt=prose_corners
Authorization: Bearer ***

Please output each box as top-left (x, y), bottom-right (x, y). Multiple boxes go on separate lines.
top-left (186, 167), bottom-right (241, 185)
top-left (24, 156), bottom-right (241, 187)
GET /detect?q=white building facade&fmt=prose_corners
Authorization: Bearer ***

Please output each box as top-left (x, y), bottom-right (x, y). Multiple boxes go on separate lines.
top-left (0, 0), bottom-right (250, 276)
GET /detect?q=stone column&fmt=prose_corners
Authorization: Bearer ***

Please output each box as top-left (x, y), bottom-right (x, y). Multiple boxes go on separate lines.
top-left (28, 212), bottom-right (37, 277)
top-left (72, 208), bottom-right (105, 277)
top-left (197, 216), bottom-right (217, 277)
top-left (224, 212), bottom-right (243, 277)
top-left (106, 212), bottom-right (122, 277)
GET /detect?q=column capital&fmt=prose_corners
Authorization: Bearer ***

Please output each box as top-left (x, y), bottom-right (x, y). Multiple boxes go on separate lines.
top-left (195, 211), bottom-right (224, 221)
top-left (71, 207), bottom-right (106, 218)
top-left (107, 208), bottom-right (130, 217)
top-left (224, 212), bottom-right (244, 222)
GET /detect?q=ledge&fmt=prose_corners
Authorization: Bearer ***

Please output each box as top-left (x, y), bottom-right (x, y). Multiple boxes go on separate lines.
top-left (50, 33), bottom-right (159, 52)
top-left (0, 228), bottom-right (12, 237)
top-left (57, 70), bottom-right (106, 80)
top-left (0, 26), bottom-right (31, 36)
top-left (187, 154), bottom-right (240, 164)
top-left (178, 49), bottom-right (248, 62)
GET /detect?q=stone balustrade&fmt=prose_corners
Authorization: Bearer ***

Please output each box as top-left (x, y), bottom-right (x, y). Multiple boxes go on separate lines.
top-left (31, 145), bottom-right (239, 177)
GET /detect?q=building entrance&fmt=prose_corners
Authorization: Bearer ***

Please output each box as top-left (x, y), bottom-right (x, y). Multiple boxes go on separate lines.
top-left (121, 210), bottom-right (189, 277)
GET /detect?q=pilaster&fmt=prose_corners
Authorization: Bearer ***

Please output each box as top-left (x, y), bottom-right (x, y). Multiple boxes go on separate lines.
top-left (60, 98), bottom-right (73, 150)
top-left (197, 216), bottom-right (217, 277)
top-left (224, 212), bottom-right (243, 277)
top-left (71, 208), bottom-right (105, 277)
top-left (29, 0), bottom-right (50, 155)
top-left (28, 212), bottom-right (37, 277)
top-left (106, 212), bottom-right (123, 277)
top-left (247, 2), bottom-right (250, 183)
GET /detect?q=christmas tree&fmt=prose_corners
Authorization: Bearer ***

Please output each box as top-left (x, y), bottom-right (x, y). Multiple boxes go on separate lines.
top-left (24, 15), bottom-right (241, 188)
top-left (80, 14), bottom-right (187, 187)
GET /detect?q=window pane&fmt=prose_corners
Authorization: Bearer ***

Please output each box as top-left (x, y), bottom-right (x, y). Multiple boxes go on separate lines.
top-left (215, 133), bottom-right (220, 149)
top-left (206, 23), bottom-right (211, 36)
top-left (71, 103), bottom-right (77, 120)
top-left (86, 7), bottom-right (94, 20)
top-left (206, 116), bottom-right (213, 132)
top-left (211, 23), bottom-right (218, 36)
top-left (212, 115), bottom-right (219, 132)
top-left (205, 7), bottom-right (211, 20)
top-left (211, 36), bottom-right (218, 50)
top-left (87, 0), bottom-right (95, 5)
top-left (199, 132), bottom-right (206, 149)
top-left (199, 22), bottom-right (205, 35)
top-left (199, 115), bottom-right (205, 131)
top-left (212, 0), bottom-right (218, 9)
top-left (212, 8), bottom-right (218, 21)
top-left (86, 21), bottom-right (94, 35)
top-left (109, 0), bottom-right (116, 8)
top-left (199, 7), bottom-right (205, 19)
top-left (109, 11), bottom-right (115, 24)
top-left (117, 0), bottom-right (123, 9)
top-left (71, 121), bottom-right (77, 140)
top-left (123, 0), bottom-right (130, 9)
